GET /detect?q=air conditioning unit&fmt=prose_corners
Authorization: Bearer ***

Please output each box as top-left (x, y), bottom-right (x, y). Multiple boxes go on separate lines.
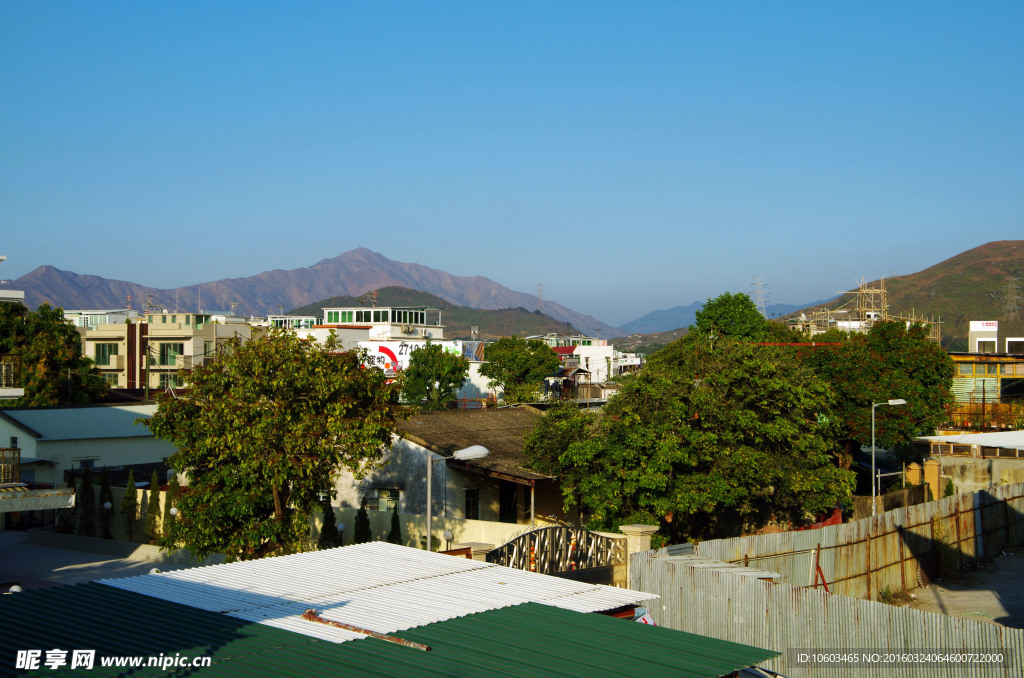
top-left (402, 325), bottom-right (413, 333)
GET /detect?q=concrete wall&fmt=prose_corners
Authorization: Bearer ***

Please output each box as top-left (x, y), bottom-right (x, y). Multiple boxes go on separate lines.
top-left (940, 456), bottom-right (1024, 495)
top-left (16, 437), bottom-right (174, 487)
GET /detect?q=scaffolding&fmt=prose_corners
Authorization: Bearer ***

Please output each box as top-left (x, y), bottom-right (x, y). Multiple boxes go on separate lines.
top-left (788, 277), bottom-right (942, 343)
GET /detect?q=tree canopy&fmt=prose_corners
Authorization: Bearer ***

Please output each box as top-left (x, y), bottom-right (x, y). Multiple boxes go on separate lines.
top-left (479, 336), bottom-right (560, 404)
top-left (800, 320), bottom-right (954, 463)
top-left (145, 330), bottom-right (408, 560)
top-left (403, 340), bottom-right (470, 410)
top-left (527, 337), bottom-right (853, 542)
top-left (692, 292), bottom-right (768, 342)
top-left (0, 302), bottom-right (107, 406)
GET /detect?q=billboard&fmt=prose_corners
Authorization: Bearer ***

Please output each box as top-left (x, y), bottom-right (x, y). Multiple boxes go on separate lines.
top-left (358, 340), bottom-right (464, 372)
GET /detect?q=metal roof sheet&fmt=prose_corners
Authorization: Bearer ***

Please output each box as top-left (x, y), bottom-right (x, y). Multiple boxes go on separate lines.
top-left (0, 585), bottom-right (776, 678)
top-left (336, 602), bottom-right (780, 678)
top-left (0, 405), bottom-right (158, 441)
top-left (101, 541), bottom-right (656, 644)
top-left (922, 430), bottom-right (1024, 449)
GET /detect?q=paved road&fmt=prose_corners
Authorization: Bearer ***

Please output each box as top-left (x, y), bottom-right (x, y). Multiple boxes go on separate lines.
top-left (0, 531), bottom-right (169, 591)
top-left (910, 550), bottom-right (1024, 628)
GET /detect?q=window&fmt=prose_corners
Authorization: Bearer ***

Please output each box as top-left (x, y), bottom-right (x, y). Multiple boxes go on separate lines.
top-left (327, 311), bottom-right (340, 323)
top-left (159, 373), bottom-right (182, 389)
top-left (356, 310), bottom-right (369, 323)
top-left (102, 373), bottom-right (119, 387)
top-left (377, 488), bottom-right (400, 512)
top-left (170, 315), bottom-right (177, 323)
top-left (185, 315), bottom-right (190, 325)
top-left (465, 488), bottom-right (480, 520)
top-left (342, 311), bottom-right (353, 323)
top-left (159, 343), bottom-right (184, 366)
top-left (78, 459), bottom-right (95, 470)
top-left (9, 437), bottom-right (17, 449)
top-left (94, 343), bottom-right (118, 366)
top-left (958, 363), bottom-right (974, 376)
top-left (986, 364), bottom-right (998, 375)
top-left (203, 341), bottom-right (214, 357)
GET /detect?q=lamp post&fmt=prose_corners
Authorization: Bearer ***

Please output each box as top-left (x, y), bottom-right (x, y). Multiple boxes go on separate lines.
top-left (426, 445), bottom-right (489, 550)
top-left (871, 398), bottom-right (907, 516)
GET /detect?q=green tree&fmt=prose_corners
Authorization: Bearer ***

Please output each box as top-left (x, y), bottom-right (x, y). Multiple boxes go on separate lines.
top-left (120, 469), bottom-right (138, 542)
top-left (99, 468), bottom-right (114, 540)
top-left (479, 336), bottom-right (560, 404)
top-left (692, 292), bottom-right (768, 342)
top-left (353, 499), bottom-right (371, 544)
top-left (524, 401), bottom-right (599, 524)
top-left (387, 504), bottom-right (403, 544)
top-left (0, 302), bottom-right (107, 406)
top-left (77, 468), bottom-right (96, 538)
top-left (801, 321), bottom-right (954, 468)
top-left (145, 330), bottom-right (408, 561)
top-left (534, 337), bottom-right (854, 542)
top-left (145, 470), bottom-right (161, 541)
top-left (404, 340), bottom-right (470, 410)
top-left (317, 498), bottom-right (343, 549)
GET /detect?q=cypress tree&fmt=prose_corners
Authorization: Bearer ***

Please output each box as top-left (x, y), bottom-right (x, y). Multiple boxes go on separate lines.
top-left (99, 468), bottom-right (114, 540)
top-left (145, 470), bottom-right (161, 540)
top-left (77, 468), bottom-right (95, 537)
top-left (59, 474), bottom-right (77, 534)
top-left (163, 473), bottom-right (180, 538)
top-left (353, 498), bottom-right (371, 544)
top-left (120, 469), bottom-right (138, 542)
top-left (387, 504), bottom-right (402, 545)
top-left (318, 499), bottom-right (342, 549)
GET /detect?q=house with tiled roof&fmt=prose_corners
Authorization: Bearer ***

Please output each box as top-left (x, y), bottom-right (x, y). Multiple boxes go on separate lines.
top-left (331, 407), bottom-right (571, 540)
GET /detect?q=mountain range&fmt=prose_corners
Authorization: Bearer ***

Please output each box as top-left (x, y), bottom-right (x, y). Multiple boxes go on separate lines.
top-left (1, 248), bottom-right (619, 336)
top-left (3, 241), bottom-right (1022, 345)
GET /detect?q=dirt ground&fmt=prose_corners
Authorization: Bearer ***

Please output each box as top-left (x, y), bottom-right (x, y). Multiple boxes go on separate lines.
top-left (907, 549), bottom-right (1024, 628)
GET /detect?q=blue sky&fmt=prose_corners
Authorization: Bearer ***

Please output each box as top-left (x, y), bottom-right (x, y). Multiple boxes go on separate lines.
top-left (2, 2), bottom-right (1021, 326)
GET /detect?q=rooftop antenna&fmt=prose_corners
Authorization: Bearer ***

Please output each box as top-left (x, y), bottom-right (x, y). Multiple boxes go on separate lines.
top-left (126, 294), bottom-right (133, 311)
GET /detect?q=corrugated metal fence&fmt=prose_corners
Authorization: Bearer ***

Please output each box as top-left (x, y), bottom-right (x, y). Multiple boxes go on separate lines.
top-left (631, 553), bottom-right (1024, 678)
top-left (630, 482), bottom-right (1024, 677)
top-left (693, 482), bottom-right (1024, 600)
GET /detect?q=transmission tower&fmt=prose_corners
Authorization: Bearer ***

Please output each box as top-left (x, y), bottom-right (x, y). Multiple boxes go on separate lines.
top-left (536, 283), bottom-right (544, 314)
top-left (750, 276), bottom-right (768, 316)
top-left (1002, 277), bottom-right (1022, 320)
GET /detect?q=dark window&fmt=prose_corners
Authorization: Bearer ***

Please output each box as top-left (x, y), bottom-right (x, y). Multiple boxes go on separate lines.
top-left (465, 488), bottom-right (480, 520)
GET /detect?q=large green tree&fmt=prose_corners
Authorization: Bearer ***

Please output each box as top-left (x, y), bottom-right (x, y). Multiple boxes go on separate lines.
top-left (801, 320), bottom-right (954, 466)
top-left (403, 340), bottom-right (470, 410)
top-left (0, 303), bottom-right (107, 406)
top-left (479, 336), bottom-right (560, 404)
top-left (145, 330), bottom-right (408, 560)
top-left (692, 292), bottom-right (769, 342)
top-left (528, 338), bottom-right (853, 542)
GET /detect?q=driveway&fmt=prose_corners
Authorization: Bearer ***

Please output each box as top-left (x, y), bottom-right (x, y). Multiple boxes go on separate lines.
top-left (909, 550), bottom-right (1024, 628)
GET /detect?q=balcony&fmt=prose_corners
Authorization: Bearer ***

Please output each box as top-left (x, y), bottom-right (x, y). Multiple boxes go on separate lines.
top-left (0, 355), bottom-right (24, 400)
top-left (0, 447), bottom-right (19, 485)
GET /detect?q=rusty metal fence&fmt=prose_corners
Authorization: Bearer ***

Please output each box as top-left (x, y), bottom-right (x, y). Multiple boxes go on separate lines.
top-left (631, 551), bottom-right (1024, 678)
top-left (692, 482), bottom-right (1024, 601)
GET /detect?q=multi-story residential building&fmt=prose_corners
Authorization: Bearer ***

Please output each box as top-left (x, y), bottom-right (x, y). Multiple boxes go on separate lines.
top-left (77, 312), bottom-right (253, 391)
top-left (0, 256), bottom-right (25, 401)
top-left (303, 305), bottom-right (446, 349)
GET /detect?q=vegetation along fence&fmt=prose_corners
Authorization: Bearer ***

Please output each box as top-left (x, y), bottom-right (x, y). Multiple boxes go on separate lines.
top-left (630, 550), bottom-right (1024, 678)
top-left (692, 481), bottom-right (1024, 601)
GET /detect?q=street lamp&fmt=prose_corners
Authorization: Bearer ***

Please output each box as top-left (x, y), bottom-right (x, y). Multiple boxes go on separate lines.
top-left (871, 398), bottom-right (907, 516)
top-left (426, 445), bottom-right (489, 550)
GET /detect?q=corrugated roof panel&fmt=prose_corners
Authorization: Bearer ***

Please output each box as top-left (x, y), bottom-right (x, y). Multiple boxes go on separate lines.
top-left (0, 405), bottom-right (158, 441)
top-left (101, 542), bottom-right (656, 642)
top-left (338, 603), bottom-right (779, 678)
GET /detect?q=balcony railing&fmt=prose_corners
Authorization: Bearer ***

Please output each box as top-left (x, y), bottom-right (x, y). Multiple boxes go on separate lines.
top-left (1, 355), bottom-right (20, 389)
top-left (0, 447), bottom-right (20, 485)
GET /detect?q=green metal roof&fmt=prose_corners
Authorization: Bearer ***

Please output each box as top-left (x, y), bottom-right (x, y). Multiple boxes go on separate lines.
top-left (334, 602), bottom-right (779, 678)
top-left (0, 584), bottom-right (777, 678)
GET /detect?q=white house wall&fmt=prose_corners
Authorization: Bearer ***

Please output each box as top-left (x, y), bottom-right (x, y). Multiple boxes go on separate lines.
top-left (331, 435), bottom-right (501, 522)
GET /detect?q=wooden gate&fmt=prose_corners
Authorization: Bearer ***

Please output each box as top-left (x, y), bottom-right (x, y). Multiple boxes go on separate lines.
top-left (486, 526), bottom-right (626, 585)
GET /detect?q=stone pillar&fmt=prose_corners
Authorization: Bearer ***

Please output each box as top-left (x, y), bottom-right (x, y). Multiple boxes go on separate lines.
top-left (905, 462), bottom-right (922, 486)
top-left (923, 459), bottom-right (941, 502)
top-left (619, 524), bottom-right (659, 587)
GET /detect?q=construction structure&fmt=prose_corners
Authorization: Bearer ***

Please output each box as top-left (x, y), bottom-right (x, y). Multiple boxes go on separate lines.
top-left (788, 277), bottom-right (942, 343)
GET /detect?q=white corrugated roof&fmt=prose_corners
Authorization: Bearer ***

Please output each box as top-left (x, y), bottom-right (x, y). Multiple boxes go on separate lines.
top-left (100, 541), bottom-right (656, 643)
top-left (0, 404), bottom-right (158, 441)
top-left (921, 430), bottom-right (1024, 449)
